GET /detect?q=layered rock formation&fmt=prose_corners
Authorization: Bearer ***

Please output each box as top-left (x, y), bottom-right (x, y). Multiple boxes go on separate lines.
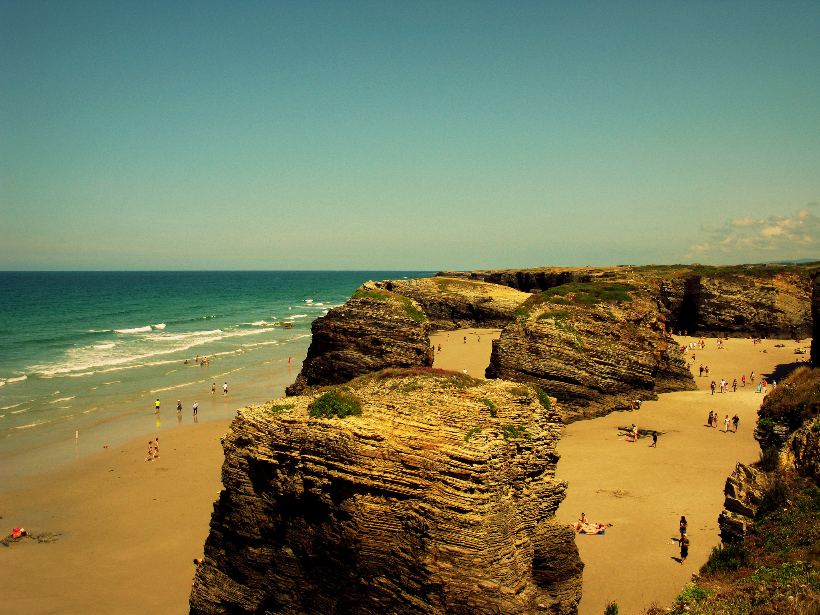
top-left (459, 263), bottom-right (817, 338)
top-left (190, 372), bottom-right (583, 614)
top-left (718, 367), bottom-right (820, 543)
top-left (486, 282), bottom-right (695, 421)
top-left (286, 286), bottom-right (432, 395)
top-left (373, 277), bottom-right (530, 330)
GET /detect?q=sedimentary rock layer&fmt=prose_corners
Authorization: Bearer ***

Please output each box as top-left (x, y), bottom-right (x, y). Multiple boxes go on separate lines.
top-left (373, 276), bottom-right (531, 329)
top-left (190, 373), bottom-right (583, 614)
top-left (286, 287), bottom-right (431, 395)
top-left (486, 283), bottom-right (695, 421)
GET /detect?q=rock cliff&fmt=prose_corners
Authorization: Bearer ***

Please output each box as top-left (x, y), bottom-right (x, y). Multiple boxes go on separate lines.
top-left (190, 372), bottom-right (583, 614)
top-left (486, 282), bottom-right (695, 421)
top-left (373, 277), bottom-right (531, 330)
top-left (286, 287), bottom-right (432, 396)
top-left (718, 367), bottom-right (819, 544)
top-left (457, 263), bottom-right (817, 338)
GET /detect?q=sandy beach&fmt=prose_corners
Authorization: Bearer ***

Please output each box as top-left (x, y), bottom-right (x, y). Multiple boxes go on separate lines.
top-left (1, 330), bottom-right (810, 615)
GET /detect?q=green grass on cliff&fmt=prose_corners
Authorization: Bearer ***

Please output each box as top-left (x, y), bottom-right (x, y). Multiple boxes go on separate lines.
top-left (352, 288), bottom-right (427, 323)
top-left (308, 390), bottom-right (362, 419)
top-left (515, 282), bottom-right (632, 320)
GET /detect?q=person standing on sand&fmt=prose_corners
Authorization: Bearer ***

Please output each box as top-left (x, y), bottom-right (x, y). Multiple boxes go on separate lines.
top-left (176, 400), bottom-right (182, 413)
top-left (699, 365), bottom-right (704, 377)
top-left (650, 431), bottom-right (658, 447)
top-left (155, 398), bottom-right (161, 414)
top-left (154, 437), bottom-right (159, 459)
top-left (741, 374), bottom-right (746, 387)
top-left (193, 401), bottom-right (198, 416)
top-left (223, 382), bottom-right (228, 395)
top-left (211, 383), bottom-right (216, 395)
top-left (705, 365), bottom-right (710, 376)
top-left (710, 381), bottom-right (716, 395)
top-left (707, 410), bottom-right (713, 427)
top-left (146, 441), bottom-right (154, 461)
top-left (680, 535), bottom-right (690, 564)
top-left (732, 378), bottom-right (737, 392)
top-left (723, 414), bottom-right (730, 432)
top-left (732, 415), bottom-right (739, 432)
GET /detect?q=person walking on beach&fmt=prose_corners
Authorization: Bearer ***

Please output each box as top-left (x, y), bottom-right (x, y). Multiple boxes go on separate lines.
top-left (741, 374), bottom-right (746, 387)
top-left (679, 516), bottom-right (688, 541)
top-left (732, 414), bottom-right (739, 432)
top-left (193, 401), bottom-right (199, 416)
top-left (698, 364), bottom-right (704, 377)
top-left (750, 371), bottom-right (755, 382)
top-left (680, 535), bottom-right (690, 564)
top-left (710, 381), bottom-right (716, 395)
top-left (154, 437), bottom-right (159, 459)
top-left (723, 414), bottom-right (730, 433)
top-left (176, 399), bottom-right (182, 413)
top-left (650, 431), bottom-right (658, 447)
top-left (155, 398), bottom-right (161, 414)
top-left (705, 365), bottom-right (710, 376)
top-left (146, 441), bottom-right (154, 462)
top-left (223, 382), bottom-right (228, 395)
top-left (732, 378), bottom-right (737, 392)
top-left (211, 383), bottom-right (216, 395)
top-left (707, 410), bottom-right (714, 427)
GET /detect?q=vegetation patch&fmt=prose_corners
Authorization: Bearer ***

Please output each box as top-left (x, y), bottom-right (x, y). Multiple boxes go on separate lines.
top-left (352, 288), bottom-right (427, 323)
top-left (501, 424), bottom-right (528, 441)
top-left (758, 367), bottom-right (819, 432)
top-left (464, 427), bottom-right (482, 442)
top-left (267, 403), bottom-right (294, 413)
top-left (703, 542), bottom-right (749, 573)
top-left (308, 390), bottom-right (362, 419)
top-left (542, 281), bottom-right (633, 305)
top-left (479, 398), bottom-right (497, 417)
top-left (535, 387), bottom-right (552, 410)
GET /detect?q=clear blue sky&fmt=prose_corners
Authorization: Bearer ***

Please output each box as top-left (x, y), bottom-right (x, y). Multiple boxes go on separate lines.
top-left (2, 0), bottom-right (819, 270)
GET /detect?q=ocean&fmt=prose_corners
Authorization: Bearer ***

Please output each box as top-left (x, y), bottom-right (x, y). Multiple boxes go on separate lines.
top-left (0, 271), bottom-right (431, 484)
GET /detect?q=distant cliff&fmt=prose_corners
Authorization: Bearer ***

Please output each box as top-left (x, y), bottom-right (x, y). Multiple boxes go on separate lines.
top-left (190, 372), bottom-right (583, 614)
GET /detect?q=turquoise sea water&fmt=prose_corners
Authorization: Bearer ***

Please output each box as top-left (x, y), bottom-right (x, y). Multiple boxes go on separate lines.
top-left (0, 271), bottom-right (430, 484)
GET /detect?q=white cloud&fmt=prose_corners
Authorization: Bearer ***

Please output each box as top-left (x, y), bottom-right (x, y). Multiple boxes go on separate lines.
top-left (686, 204), bottom-right (820, 263)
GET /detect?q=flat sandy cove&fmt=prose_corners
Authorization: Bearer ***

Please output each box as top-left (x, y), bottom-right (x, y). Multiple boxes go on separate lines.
top-left (0, 331), bottom-right (811, 614)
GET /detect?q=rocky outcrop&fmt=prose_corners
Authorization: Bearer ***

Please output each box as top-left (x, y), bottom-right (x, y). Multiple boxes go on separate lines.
top-left (190, 372), bottom-right (583, 614)
top-left (718, 367), bottom-right (820, 545)
top-left (486, 283), bottom-right (695, 421)
top-left (657, 271), bottom-right (812, 338)
top-left (718, 463), bottom-right (767, 543)
top-left (812, 272), bottom-right (819, 367)
top-left (450, 263), bottom-right (817, 338)
top-left (374, 277), bottom-right (531, 329)
top-left (285, 287), bottom-right (431, 395)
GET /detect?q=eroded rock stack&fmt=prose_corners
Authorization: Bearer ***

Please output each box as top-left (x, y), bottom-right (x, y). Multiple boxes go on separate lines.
top-left (286, 286), bottom-right (431, 395)
top-left (190, 372), bottom-right (583, 614)
top-left (486, 283), bottom-right (695, 421)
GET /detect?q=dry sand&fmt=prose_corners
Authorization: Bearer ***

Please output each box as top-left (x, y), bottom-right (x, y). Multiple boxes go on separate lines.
top-left (433, 330), bottom-right (811, 614)
top-left (0, 419), bottom-right (230, 615)
top-left (0, 329), bottom-right (810, 615)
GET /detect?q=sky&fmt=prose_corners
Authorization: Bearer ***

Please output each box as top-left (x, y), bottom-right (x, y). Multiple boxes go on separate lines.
top-left (2, 1), bottom-right (819, 270)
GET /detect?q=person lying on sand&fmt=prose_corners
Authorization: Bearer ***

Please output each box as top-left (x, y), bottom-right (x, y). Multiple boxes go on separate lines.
top-left (573, 521), bottom-right (613, 535)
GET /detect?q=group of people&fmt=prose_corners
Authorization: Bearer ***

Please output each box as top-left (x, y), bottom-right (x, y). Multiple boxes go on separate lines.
top-left (184, 354), bottom-right (210, 367)
top-left (706, 411), bottom-right (739, 432)
top-left (145, 436), bottom-right (160, 461)
top-left (573, 512), bottom-right (612, 535)
top-left (677, 516), bottom-right (690, 563)
top-left (151, 382), bottom-right (229, 421)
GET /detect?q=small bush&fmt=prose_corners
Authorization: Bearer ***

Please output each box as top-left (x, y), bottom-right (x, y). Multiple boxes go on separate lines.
top-left (268, 404), bottom-right (294, 413)
top-left (536, 387), bottom-right (552, 410)
top-left (308, 390), bottom-right (362, 419)
top-left (703, 542), bottom-right (749, 573)
top-left (676, 583), bottom-right (709, 605)
top-left (603, 601), bottom-right (619, 615)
